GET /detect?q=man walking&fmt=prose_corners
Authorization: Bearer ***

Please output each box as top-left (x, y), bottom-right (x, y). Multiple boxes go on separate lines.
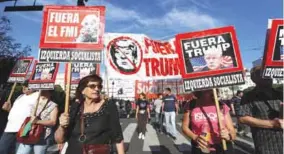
top-left (0, 81), bottom-right (39, 154)
top-left (232, 90), bottom-right (249, 136)
top-left (162, 88), bottom-right (179, 140)
top-left (238, 66), bottom-right (283, 154)
top-left (153, 94), bottom-right (163, 132)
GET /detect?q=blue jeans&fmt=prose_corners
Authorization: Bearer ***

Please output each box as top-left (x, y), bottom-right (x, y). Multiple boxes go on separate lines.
top-left (0, 132), bottom-right (17, 154)
top-left (16, 143), bottom-right (47, 154)
top-left (164, 111), bottom-right (177, 137)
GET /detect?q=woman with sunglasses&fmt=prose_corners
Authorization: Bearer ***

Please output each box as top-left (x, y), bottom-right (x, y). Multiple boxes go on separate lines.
top-left (55, 74), bottom-right (125, 154)
top-left (182, 90), bottom-right (236, 154)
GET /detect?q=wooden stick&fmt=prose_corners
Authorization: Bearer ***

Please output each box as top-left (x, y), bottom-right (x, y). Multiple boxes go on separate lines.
top-left (64, 63), bottom-right (72, 114)
top-left (213, 88), bottom-right (227, 151)
top-left (7, 82), bottom-right (17, 103)
top-left (33, 90), bottom-right (42, 116)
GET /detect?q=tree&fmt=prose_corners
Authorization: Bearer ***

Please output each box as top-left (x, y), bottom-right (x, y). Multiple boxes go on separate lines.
top-left (51, 85), bottom-right (66, 113)
top-left (0, 16), bottom-right (31, 86)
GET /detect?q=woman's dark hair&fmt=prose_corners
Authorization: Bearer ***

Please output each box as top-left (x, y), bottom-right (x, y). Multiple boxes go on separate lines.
top-left (139, 93), bottom-right (146, 99)
top-left (193, 89), bottom-right (219, 99)
top-left (75, 74), bottom-right (103, 102)
top-left (236, 90), bottom-right (243, 96)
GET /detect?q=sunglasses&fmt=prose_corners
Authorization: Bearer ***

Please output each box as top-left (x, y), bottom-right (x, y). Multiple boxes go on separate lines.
top-left (86, 84), bottom-right (102, 89)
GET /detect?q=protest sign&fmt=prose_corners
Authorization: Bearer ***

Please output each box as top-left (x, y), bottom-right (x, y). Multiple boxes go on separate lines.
top-left (65, 63), bottom-right (100, 90)
top-left (262, 19), bottom-right (284, 78)
top-left (38, 48), bottom-right (101, 63)
top-left (28, 61), bottom-right (59, 90)
top-left (39, 5), bottom-right (105, 50)
top-left (105, 33), bottom-right (181, 80)
top-left (134, 80), bottom-right (157, 99)
top-left (7, 57), bottom-right (34, 83)
top-left (176, 26), bottom-right (245, 92)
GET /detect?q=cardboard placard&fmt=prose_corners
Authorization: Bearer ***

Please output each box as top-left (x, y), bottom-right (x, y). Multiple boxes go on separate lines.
top-left (39, 5), bottom-right (105, 50)
top-left (28, 61), bottom-right (59, 90)
top-left (262, 19), bottom-right (284, 78)
top-left (175, 26), bottom-right (245, 92)
top-left (7, 57), bottom-right (34, 83)
top-left (65, 63), bottom-right (100, 90)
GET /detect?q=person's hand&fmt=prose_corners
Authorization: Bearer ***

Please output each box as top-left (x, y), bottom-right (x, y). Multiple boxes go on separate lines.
top-left (194, 135), bottom-right (208, 149)
top-left (2, 101), bottom-right (11, 111)
top-left (273, 118), bottom-right (284, 129)
top-left (59, 113), bottom-right (70, 128)
top-left (220, 128), bottom-right (230, 141)
top-left (30, 116), bottom-right (39, 124)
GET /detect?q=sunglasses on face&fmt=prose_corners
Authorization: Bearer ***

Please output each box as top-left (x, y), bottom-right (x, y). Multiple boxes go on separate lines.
top-left (86, 84), bottom-right (102, 89)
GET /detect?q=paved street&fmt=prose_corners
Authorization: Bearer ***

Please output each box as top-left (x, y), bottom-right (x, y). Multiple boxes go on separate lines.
top-left (56, 114), bottom-right (255, 154)
top-left (118, 117), bottom-right (253, 154)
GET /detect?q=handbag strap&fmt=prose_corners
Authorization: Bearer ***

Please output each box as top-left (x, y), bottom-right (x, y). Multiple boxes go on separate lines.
top-left (37, 99), bottom-right (50, 118)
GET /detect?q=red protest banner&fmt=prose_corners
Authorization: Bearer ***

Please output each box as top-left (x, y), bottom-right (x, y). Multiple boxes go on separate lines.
top-left (39, 5), bottom-right (105, 50)
top-left (7, 57), bottom-right (34, 83)
top-left (176, 26), bottom-right (244, 92)
top-left (28, 61), bottom-right (59, 90)
top-left (262, 19), bottom-right (284, 78)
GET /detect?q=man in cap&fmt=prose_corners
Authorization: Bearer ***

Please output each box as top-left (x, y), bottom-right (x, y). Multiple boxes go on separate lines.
top-left (0, 81), bottom-right (39, 154)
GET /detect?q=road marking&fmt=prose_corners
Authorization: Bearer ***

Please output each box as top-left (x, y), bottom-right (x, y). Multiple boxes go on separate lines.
top-left (123, 123), bottom-right (137, 143)
top-left (143, 124), bottom-right (160, 151)
top-left (60, 142), bottom-right (68, 154)
top-left (236, 137), bottom-right (255, 148)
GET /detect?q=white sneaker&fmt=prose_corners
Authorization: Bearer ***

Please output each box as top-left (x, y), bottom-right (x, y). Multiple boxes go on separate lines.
top-left (141, 134), bottom-right (145, 140)
top-left (138, 133), bottom-right (142, 139)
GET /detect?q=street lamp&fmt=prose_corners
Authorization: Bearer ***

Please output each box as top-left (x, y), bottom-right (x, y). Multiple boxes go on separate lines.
top-left (111, 81), bottom-right (115, 99)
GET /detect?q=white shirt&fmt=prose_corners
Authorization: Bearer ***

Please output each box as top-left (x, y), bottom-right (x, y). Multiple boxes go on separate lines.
top-left (5, 91), bottom-right (39, 132)
top-left (154, 99), bottom-right (163, 113)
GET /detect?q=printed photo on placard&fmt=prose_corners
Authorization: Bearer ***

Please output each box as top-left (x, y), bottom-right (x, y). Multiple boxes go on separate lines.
top-left (28, 61), bottom-right (59, 90)
top-left (39, 5), bottom-right (105, 50)
top-left (176, 26), bottom-right (245, 92)
top-left (7, 57), bottom-right (34, 83)
top-left (65, 63), bottom-right (100, 90)
top-left (262, 19), bottom-right (284, 78)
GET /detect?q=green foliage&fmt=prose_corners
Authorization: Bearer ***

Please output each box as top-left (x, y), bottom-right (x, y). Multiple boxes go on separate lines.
top-left (51, 85), bottom-right (66, 113)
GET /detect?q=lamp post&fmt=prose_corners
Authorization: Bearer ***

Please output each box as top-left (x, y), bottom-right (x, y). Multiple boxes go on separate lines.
top-left (111, 81), bottom-right (115, 99)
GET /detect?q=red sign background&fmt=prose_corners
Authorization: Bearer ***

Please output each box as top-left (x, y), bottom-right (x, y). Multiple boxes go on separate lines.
top-left (175, 26), bottom-right (244, 79)
top-left (9, 57), bottom-right (34, 77)
top-left (29, 60), bottom-right (59, 84)
top-left (40, 5), bottom-right (105, 50)
top-left (263, 19), bottom-right (284, 67)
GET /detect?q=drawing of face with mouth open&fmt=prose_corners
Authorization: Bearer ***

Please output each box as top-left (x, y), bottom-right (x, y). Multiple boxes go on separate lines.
top-left (109, 38), bottom-right (142, 74)
top-left (76, 14), bottom-right (99, 43)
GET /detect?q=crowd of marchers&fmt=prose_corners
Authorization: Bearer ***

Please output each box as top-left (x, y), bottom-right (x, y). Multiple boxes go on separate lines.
top-left (0, 66), bottom-right (282, 154)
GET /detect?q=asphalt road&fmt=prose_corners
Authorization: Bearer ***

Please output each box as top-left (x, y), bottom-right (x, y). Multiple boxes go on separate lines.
top-left (115, 115), bottom-right (253, 154)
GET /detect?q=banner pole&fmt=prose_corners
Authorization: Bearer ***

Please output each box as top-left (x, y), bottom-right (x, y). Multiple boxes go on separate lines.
top-left (7, 82), bottom-right (17, 103)
top-left (33, 90), bottom-right (42, 116)
top-left (64, 63), bottom-right (71, 114)
top-left (213, 88), bottom-right (227, 151)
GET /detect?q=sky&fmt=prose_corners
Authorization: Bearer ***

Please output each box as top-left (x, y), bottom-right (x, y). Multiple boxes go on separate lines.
top-left (0, 0), bottom-right (283, 74)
